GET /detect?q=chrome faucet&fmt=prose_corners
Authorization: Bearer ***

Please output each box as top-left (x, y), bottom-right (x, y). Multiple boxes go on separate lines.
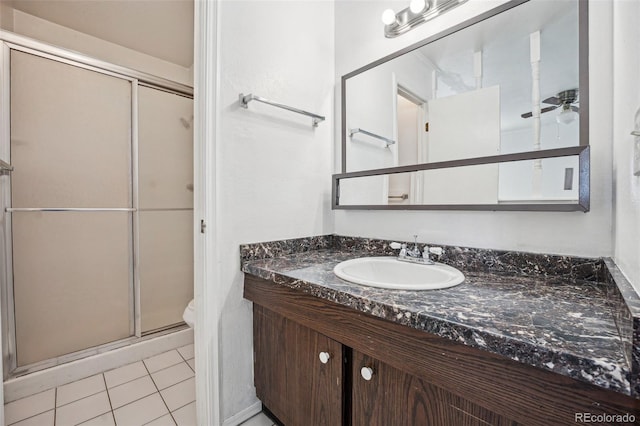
top-left (391, 235), bottom-right (444, 265)
top-left (407, 235), bottom-right (421, 258)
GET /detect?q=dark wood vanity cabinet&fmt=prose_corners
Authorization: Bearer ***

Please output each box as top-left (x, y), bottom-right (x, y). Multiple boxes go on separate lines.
top-left (245, 275), bottom-right (639, 425)
top-left (254, 305), bottom-right (518, 426)
top-left (253, 305), bottom-right (343, 425)
top-left (351, 349), bottom-right (518, 426)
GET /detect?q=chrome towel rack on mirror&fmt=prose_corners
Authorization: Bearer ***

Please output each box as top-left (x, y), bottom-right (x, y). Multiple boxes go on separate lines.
top-left (349, 128), bottom-right (396, 147)
top-left (388, 194), bottom-right (408, 200)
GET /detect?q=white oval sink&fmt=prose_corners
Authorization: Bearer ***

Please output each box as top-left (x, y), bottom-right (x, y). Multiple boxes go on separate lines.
top-left (333, 257), bottom-right (464, 290)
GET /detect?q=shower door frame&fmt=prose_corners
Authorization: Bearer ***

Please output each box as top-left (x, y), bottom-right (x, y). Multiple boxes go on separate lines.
top-left (0, 31), bottom-right (194, 379)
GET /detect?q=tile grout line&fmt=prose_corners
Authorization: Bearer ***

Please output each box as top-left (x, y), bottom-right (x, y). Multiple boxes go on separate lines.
top-left (141, 413), bottom-right (174, 426)
top-left (143, 354), bottom-right (189, 376)
top-left (147, 361), bottom-right (195, 392)
top-left (176, 349), bottom-right (188, 363)
top-left (107, 357), bottom-right (179, 391)
top-left (5, 405), bottom-right (54, 426)
top-left (167, 399), bottom-right (196, 417)
top-left (175, 346), bottom-right (193, 363)
top-left (101, 364), bottom-right (194, 416)
top-left (66, 398), bottom-right (111, 426)
top-left (142, 357), bottom-right (179, 426)
top-left (55, 388), bottom-right (107, 411)
top-left (13, 372), bottom-right (127, 415)
top-left (161, 373), bottom-right (196, 425)
top-left (106, 372), bottom-right (149, 392)
top-left (101, 372), bottom-right (115, 425)
top-left (156, 374), bottom-right (195, 393)
top-left (145, 349), bottom-right (187, 368)
top-left (107, 380), bottom-right (163, 413)
top-left (184, 355), bottom-right (195, 374)
top-left (76, 410), bottom-right (113, 426)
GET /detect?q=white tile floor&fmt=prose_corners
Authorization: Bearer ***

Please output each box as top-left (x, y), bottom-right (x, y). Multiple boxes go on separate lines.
top-left (239, 413), bottom-right (275, 426)
top-left (4, 344), bottom-right (195, 426)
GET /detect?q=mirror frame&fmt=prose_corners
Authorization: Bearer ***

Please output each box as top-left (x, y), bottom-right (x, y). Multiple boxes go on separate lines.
top-left (333, 0), bottom-right (589, 212)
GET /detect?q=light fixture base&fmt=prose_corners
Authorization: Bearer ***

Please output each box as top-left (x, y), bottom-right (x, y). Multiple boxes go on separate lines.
top-left (384, 0), bottom-right (469, 38)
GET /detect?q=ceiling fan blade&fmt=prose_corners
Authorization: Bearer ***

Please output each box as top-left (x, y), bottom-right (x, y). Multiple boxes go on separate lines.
top-left (571, 105), bottom-right (579, 112)
top-left (542, 96), bottom-right (561, 105)
top-left (520, 104), bottom-right (559, 119)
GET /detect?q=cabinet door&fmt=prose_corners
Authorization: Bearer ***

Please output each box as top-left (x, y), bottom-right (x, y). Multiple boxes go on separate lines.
top-left (352, 350), bottom-right (519, 426)
top-left (253, 305), bottom-right (343, 426)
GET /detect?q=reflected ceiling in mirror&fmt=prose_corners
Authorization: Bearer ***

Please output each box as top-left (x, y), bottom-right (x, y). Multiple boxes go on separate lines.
top-left (343, 0), bottom-right (583, 173)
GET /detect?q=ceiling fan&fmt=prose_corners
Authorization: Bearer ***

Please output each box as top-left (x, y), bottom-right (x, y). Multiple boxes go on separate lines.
top-left (520, 89), bottom-right (579, 120)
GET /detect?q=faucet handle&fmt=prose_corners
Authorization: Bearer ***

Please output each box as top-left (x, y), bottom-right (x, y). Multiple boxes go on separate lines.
top-left (429, 246), bottom-right (444, 256)
top-left (422, 247), bottom-right (430, 259)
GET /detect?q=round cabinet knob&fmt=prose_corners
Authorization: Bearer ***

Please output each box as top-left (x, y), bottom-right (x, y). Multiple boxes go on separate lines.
top-left (360, 366), bottom-right (374, 381)
top-left (318, 352), bottom-right (331, 364)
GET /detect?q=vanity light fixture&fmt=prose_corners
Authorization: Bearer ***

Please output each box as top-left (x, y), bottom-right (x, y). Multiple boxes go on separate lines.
top-left (409, 0), bottom-right (427, 14)
top-left (382, 0), bottom-right (469, 38)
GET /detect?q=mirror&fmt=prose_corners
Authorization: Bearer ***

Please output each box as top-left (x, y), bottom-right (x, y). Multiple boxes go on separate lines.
top-left (335, 0), bottom-right (589, 211)
top-left (338, 155), bottom-right (584, 208)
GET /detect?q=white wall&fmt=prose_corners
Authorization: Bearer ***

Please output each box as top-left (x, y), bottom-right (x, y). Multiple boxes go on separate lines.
top-left (343, 52), bottom-right (431, 204)
top-left (612, 1), bottom-right (640, 293)
top-left (334, 0), bottom-right (614, 258)
top-left (216, 1), bottom-right (334, 421)
top-left (3, 9), bottom-right (191, 85)
top-left (346, 54), bottom-right (431, 172)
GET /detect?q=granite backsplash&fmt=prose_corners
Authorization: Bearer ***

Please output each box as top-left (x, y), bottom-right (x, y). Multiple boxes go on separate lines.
top-left (241, 234), bottom-right (605, 282)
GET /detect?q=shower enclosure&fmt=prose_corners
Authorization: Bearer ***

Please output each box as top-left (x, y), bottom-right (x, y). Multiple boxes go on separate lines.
top-left (0, 33), bottom-right (194, 377)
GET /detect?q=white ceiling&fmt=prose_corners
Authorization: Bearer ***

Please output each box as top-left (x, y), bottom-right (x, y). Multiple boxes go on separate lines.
top-left (5, 0), bottom-right (194, 67)
top-left (417, 0), bottom-right (578, 131)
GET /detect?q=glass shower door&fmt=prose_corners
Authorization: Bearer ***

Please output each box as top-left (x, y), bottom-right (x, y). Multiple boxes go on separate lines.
top-left (138, 86), bottom-right (194, 333)
top-left (9, 51), bottom-right (134, 368)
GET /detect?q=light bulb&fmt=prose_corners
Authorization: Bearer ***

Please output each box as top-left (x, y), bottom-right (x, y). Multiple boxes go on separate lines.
top-left (409, 0), bottom-right (426, 13)
top-left (381, 9), bottom-right (396, 25)
top-left (556, 105), bottom-right (578, 125)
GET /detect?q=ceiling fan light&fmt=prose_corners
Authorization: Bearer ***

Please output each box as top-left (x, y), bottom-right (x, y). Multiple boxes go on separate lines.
top-left (556, 106), bottom-right (578, 125)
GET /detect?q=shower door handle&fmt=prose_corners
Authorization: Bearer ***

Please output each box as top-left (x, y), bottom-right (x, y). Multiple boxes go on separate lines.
top-left (0, 159), bottom-right (12, 174)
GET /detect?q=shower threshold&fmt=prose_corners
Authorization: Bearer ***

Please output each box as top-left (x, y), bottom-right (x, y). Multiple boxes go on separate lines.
top-left (8, 323), bottom-right (189, 379)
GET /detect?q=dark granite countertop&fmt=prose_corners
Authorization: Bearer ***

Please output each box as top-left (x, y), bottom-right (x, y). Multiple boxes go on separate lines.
top-left (240, 236), bottom-right (638, 398)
